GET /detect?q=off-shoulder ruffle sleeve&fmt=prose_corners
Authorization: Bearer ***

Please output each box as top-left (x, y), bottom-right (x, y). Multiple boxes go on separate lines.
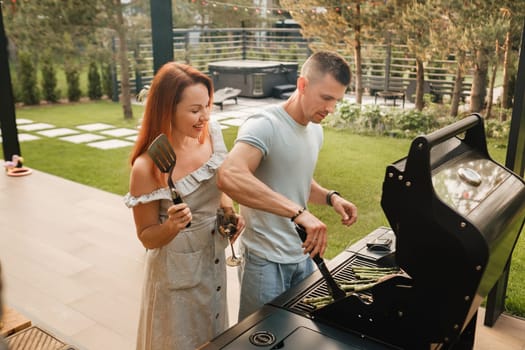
top-left (123, 188), bottom-right (171, 208)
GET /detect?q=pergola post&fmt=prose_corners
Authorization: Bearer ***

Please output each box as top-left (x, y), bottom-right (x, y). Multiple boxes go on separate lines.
top-left (484, 17), bottom-right (525, 327)
top-left (0, 4), bottom-right (21, 161)
top-left (150, 0), bottom-right (174, 74)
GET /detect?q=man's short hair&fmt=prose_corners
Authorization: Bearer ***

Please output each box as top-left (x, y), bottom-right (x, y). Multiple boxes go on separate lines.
top-left (300, 51), bottom-right (351, 86)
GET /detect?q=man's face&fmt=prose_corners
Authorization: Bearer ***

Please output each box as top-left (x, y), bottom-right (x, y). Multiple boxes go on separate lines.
top-left (300, 73), bottom-right (347, 124)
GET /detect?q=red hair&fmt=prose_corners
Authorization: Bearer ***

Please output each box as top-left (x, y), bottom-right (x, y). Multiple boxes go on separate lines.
top-left (130, 62), bottom-right (214, 185)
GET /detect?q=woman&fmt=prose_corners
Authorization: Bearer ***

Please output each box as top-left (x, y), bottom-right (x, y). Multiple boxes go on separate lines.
top-left (125, 62), bottom-right (244, 350)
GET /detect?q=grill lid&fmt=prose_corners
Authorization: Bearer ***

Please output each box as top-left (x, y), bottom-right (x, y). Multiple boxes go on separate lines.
top-left (380, 113), bottom-right (525, 345)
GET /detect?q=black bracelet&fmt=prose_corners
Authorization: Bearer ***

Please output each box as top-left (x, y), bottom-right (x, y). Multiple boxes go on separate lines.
top-left (290, 207), bottom-right (307, 222)
top-left (326, 190), bottom-right (340, 206)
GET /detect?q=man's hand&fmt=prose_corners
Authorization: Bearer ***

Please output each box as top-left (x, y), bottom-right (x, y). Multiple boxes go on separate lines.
top-left (331, 195), bottom-right (358, 226)
top-left (294, 210), bottom-right (327, 258)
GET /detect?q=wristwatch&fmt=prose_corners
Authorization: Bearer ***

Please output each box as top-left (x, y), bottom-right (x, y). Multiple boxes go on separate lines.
top-left (326, 190), bottom-right (340, 206)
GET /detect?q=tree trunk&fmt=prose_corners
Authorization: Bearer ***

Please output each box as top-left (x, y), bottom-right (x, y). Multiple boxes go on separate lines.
top-left (501, 30), bottom-right (511, 111)
top-left (486, 40), bottom-right (499, 119)
top-left (116, 2), bottom-right (133, 120)
top-left (486, 61), bottom-right (497, 119)
top-left (353, 37), bottom-right (363, 105)
top-left (470, 49), bottom-right (489, 113)
top-left (450, 63), bottom-right (463, 117)
top-left (353, 2), bottom-right (362, 105)
top-left (415, 58), bottom-right (424, 111)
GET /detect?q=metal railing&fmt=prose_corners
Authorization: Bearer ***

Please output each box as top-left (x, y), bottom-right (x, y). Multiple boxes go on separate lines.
top-left (115, 27), bottom-right (471, 99)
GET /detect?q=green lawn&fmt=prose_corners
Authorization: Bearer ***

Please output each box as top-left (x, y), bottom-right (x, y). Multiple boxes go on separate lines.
top-left (2, 100), bottom-right (524, 317)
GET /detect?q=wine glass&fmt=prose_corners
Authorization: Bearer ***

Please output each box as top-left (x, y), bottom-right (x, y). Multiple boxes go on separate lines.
top-left (216, 208), bottom-right (242, 267)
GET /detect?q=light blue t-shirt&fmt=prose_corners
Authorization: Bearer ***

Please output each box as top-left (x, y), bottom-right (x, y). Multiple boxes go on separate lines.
top-left (236, 104), bottom-right (323, 263)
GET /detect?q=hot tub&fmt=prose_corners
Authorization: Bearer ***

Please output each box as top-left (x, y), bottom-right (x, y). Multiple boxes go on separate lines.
top-left (208, 60), bottom-right (298, 98)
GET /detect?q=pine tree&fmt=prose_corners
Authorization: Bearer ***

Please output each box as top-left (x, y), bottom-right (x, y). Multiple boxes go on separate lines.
top-left (18, 51), bottom-right (40, 105)
top-left (88, 62), bottom-right (102, 100)
top-left (65, 67), bottom-right (81, 102)
top-left (102, 63), bottom-right (113, 99)
top-left (41, 54), bottom-right (60, 103)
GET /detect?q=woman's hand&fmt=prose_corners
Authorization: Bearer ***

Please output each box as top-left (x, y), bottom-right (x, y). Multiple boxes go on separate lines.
top-left (167, 203), bottom-right (192, 231)
top-left (231, 212), bottom-right (245, 243)
top-left (221, 206), bottom-right (245, 243)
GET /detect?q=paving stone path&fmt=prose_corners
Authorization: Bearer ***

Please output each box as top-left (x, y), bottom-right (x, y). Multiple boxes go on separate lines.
top-left (1, 112), bottom-right (249, 150)
top-left (1, 119), bottom-right (138, 150)
top-left (0, 97), bottom-right (284, 150)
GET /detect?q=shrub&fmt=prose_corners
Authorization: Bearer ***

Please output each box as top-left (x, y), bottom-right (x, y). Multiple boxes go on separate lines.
top-left (10, 69), bottom-right (21, 103)
top-left (88, 62), bottom-right (102, 100)
top-left (325, 98), bottom-right (510, 141)
top-left (394, 109), bottom-right (438, 138)
top-left (101, 63), bottom-right (113, 99)
top-left (65, 66), bottom-right (81, 102)
top-left (484, 118), bottom-right (511, 139)
top-left (18, 51), bottom-right (40, 105)
top-left (41, 55), bottom-right (59, 103)
top-left (325, 99), bottom-right (361, 129)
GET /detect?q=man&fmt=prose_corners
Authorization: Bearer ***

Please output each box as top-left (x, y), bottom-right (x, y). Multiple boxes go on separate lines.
top-left (216, 51), bottom-right (358, 320)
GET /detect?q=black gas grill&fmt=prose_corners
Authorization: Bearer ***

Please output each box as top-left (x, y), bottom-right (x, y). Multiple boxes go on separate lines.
top-left (200, 114), bottom-right (525, 350)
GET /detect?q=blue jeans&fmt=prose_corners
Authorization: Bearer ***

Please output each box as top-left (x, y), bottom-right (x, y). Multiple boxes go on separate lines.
top-left (237, 244), bottom-right (314, 321)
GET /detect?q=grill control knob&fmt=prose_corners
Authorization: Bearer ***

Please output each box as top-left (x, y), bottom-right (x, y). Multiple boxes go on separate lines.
top-left (458, 167), bottom-right (482, 186)
top-left (249, 330), bottom-right (276, 346)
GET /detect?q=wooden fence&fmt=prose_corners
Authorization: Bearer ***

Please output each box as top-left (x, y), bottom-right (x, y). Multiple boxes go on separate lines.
top-left (116, 27), bottom-right (472, 101)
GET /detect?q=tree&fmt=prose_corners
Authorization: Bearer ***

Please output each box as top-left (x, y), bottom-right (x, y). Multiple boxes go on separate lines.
top-left (65, 67), bottom-right (82, 102)
top-left (280, 1), bottom-right (361, 104)
top-left (88, 62), bottom-right (103, 100)
top-left (395, 1), bottom-right (439, 111)
top-left (3, 0), bottom-right (136, 119)
top-left (468, 17), bottom-right (501, 113)
top-left (444, 0), bottom-right (507, 114)
top-left (62, 32), bottom-right (82, 102)
top-left (102, 0), bottom-right (134, 119)
top-left (425, 0), bottom-right (471, 116)
top-left (41, 52), bottom-right (60, 103)
top-left (18, 51), bottom-right (39, 105)
top-left (102, 63), bottom-right (114, 99)
top-left (499, 1), bottom-right (525, 114)
top-left (280, 1), bottom-right (414, 105)
top-left (180, 0), bottom-right (260, 28)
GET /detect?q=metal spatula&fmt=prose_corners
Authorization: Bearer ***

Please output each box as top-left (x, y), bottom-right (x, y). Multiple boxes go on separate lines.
top-left (147, 133), bottom-right (191, 227)
top-left (295, 224), bottom-right (346, 301)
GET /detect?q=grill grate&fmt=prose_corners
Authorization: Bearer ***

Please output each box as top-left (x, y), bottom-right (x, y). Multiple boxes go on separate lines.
top-left (284, 255), bottom-right (386, 315)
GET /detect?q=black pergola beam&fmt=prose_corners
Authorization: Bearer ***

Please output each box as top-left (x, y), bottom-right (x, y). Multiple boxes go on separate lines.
top-left (0, 4), bottom-right (21, 161)
top-left (150, 0), bottom-right (174, 74)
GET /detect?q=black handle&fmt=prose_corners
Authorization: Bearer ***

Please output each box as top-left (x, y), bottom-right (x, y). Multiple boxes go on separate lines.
top-left (172, 190), bottom-right (191, 228)
top-left (422, 113), bottom-right (481, 149)
top-left (295, 224), bottom-right (346, 301)
top-left (295, 224), bottom-right (323, 265)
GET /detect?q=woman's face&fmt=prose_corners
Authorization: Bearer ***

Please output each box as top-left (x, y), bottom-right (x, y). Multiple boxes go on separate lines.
top-left (173, 83), bottom-right (210, 139)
